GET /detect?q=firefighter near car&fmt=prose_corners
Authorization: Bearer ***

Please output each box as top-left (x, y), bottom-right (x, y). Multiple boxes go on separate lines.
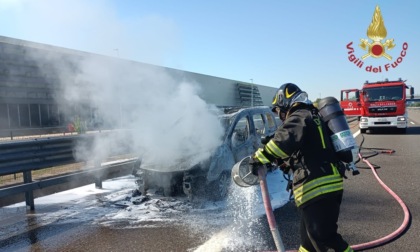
top-left (232, 96), bottom-right (360, 187)
top-left (232, 83), bottom-right (353, 252)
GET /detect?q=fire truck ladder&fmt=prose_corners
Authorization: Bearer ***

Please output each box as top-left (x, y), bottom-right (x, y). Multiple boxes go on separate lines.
top-left (237, 83), bottom-right (264, 107)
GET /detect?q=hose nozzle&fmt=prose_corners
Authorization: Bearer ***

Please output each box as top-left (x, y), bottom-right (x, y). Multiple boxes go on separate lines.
top-left (347, 162), bottom-right (360, 176)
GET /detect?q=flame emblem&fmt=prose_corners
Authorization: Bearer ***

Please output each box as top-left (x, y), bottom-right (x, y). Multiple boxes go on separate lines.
top-left (359, 5), bottom-right (395, 60)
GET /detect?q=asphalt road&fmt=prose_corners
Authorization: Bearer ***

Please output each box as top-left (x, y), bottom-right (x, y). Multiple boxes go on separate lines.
top-left (1, 110), bottom-right (419, 252)
top-left (337, 109), bottom-right (420, 251)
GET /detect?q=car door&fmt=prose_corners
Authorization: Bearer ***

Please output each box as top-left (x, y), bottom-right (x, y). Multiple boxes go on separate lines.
top-left (230, 113), bottom-right (254, 162)
top-left (250, 109), bottom-right (279, 146)
top-left (263, 110), bottom-right (279, 135)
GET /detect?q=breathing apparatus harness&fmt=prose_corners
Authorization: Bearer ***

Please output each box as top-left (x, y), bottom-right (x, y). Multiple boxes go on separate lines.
top-left (268, 99), bottom-right (361, 201)
top-left (310, 105), bottom-right (356, 179)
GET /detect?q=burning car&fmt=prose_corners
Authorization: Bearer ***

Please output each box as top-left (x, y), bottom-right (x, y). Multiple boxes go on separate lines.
top-left (132, 106), bottom-right (280, 201)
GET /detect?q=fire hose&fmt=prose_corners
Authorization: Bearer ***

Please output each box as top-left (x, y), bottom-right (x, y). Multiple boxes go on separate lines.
top-left (285, 142), bottom-right (411, 251)
top-left (258, 166), bottom-right (286, 252)
top-left (233, 144), bottom-right (411, 251)
top-left (347, 133), bottom-right (411, 251)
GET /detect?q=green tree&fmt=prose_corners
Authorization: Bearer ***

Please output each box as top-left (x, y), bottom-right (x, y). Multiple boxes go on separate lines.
top-left (73, 116), bottom-right (86, 134)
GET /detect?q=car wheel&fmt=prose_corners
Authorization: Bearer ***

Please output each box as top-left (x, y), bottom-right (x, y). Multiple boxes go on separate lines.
top-left (163, 185), bottom-right (172, 197)
top-left (360, 128), bottom-right (366, 134)
top-left (208, 171), bottom-right (231, 201)
top-left (135, 171), bottom-right (149, 196)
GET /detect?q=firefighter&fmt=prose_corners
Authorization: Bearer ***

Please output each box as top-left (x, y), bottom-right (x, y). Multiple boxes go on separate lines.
top-left (250, 83), bottom-right (353, 252)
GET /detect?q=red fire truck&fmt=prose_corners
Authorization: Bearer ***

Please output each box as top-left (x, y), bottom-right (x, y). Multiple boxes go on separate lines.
top-left (340, 79), bottom-right (414, 133)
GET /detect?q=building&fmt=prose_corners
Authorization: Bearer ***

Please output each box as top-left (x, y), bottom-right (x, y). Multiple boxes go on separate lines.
top-left (0, 35), bottom-right (277, 136)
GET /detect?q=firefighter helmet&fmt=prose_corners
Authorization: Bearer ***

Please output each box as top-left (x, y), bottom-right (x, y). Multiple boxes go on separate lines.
top-left (272, 83), bottom-right (302, 113)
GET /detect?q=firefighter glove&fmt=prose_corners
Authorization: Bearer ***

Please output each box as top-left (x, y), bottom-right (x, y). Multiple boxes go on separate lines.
top-left (249, 157), bottom-right (265, 176)
top-left (279, 161), bottom-right (291, 174)
top-left (261, 134), bottom-right (274, 145)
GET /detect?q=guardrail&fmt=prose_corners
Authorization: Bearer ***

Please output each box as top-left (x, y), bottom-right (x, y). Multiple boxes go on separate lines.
top-left (0, 126), bottom-right (69, 140)
top-left (0, 132), bottom-right (138, 210)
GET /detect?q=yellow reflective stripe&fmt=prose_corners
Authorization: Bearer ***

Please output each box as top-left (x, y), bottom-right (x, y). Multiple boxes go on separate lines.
top-left (344, 246), bottom-right (354, 252)
top-left (294, 174), bottom-right (342, 199)
top-left (266, 140), bottom-right (289, 159)
top-left (272, 95), bottom-right (278, 105)
top-left (318, 125), bottom-right (326, 149)
top-left (298, 245), bottom-right (310, 252)
top-left (331, 163), bottom-right (339, 176)
top-left (255, 148), bottom-right (270, 164)
top-left (313, 117), bottom-right (326, 149)
top-left (295, 182), bottom-right (343, 207)
top-left (299, 242), bottom-right (352, 252)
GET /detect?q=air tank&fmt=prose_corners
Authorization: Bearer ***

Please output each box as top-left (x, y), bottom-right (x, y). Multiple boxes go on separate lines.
top-left (318, 97), bottom-right (356, 163)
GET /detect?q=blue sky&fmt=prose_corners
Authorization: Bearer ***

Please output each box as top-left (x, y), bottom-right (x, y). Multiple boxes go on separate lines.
top-left (0, 0), bottom-right (419, 99)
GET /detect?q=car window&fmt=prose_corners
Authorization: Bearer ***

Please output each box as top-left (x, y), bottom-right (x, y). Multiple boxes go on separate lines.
top-left (231, 116), bottom-right (249, 147)
top-left (265, 112), bottom-right (276, 130)
top-left (275, 117), bottom-right (282, 127)
top-left (252, 113), bottom-right (266, 138)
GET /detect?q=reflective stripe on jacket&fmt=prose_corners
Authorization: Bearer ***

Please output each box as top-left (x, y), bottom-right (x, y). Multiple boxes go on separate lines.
top-left (293, 165), bottom-right (343, 207)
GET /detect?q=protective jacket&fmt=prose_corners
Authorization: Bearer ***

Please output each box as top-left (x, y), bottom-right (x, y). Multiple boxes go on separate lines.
top-left (254, 103), bottom-right (344, 208)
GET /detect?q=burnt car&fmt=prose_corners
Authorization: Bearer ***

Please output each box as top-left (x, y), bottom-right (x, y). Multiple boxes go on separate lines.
top-left (132, 106), bottom-right (281, 200)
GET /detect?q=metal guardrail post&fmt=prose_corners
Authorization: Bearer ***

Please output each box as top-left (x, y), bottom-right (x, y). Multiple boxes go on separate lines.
top-left (23, 171), bottom-right (35, 210)
top-left (95, 177), bottom-right (103, 189)
top-left (94, 159), bottom-right (102, 189)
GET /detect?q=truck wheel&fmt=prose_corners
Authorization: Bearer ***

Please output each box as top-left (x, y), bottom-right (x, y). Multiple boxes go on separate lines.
top-left (361, 128), bottom-right (367, 134)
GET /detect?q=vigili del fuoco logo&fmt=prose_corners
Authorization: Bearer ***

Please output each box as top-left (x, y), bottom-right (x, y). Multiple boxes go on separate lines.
top-left (346, 5), bottom-right (408, 73)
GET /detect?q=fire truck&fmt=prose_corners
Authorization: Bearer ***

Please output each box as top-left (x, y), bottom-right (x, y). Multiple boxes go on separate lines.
top-left (340, 79), bottom-right (414, 133)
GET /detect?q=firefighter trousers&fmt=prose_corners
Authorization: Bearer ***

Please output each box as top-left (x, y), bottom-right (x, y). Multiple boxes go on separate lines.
top-left (298, 192), bottom-right (353, 252)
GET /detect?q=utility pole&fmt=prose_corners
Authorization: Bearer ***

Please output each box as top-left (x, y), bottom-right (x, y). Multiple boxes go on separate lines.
top-left (250, 79), bottom-right (254, 107)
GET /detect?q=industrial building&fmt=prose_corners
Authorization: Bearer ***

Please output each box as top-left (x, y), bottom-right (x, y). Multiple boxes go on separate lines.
top-left (0, 35), bottom-right (277, 136)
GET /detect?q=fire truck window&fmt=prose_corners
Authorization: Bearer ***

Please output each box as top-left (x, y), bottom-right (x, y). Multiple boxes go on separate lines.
top-left (364, 86), bottom-right (403, 101)
top-left (364, 91), bottom-right (371, 101)
top-left (342, 95), bottom-right (348, 101)
top-left (344, 91), bottom-right (357, 101)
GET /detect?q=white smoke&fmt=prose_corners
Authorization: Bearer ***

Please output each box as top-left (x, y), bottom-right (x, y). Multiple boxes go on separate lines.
top-left (2, 0), bottom-right (225, 168)
top-left (61, 55), bottom-right (224, 167)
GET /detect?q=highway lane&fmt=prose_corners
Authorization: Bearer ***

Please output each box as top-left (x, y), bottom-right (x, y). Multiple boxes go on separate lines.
top-left (1, 111), bottom-right (419, 251)
top-left (337, 110), bottom-right (420, 251)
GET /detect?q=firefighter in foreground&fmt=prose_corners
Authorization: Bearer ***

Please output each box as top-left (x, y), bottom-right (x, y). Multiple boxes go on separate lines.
top-left (249, 83), bottom-right (353, 252)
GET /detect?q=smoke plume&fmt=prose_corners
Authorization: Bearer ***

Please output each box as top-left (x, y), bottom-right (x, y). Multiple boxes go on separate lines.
top-left (3, 0), bottom-right (225, 170)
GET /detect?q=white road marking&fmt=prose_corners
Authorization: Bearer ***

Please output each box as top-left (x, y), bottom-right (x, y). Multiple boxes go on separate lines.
top-left (353, 130), bottom-right (360, 138)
